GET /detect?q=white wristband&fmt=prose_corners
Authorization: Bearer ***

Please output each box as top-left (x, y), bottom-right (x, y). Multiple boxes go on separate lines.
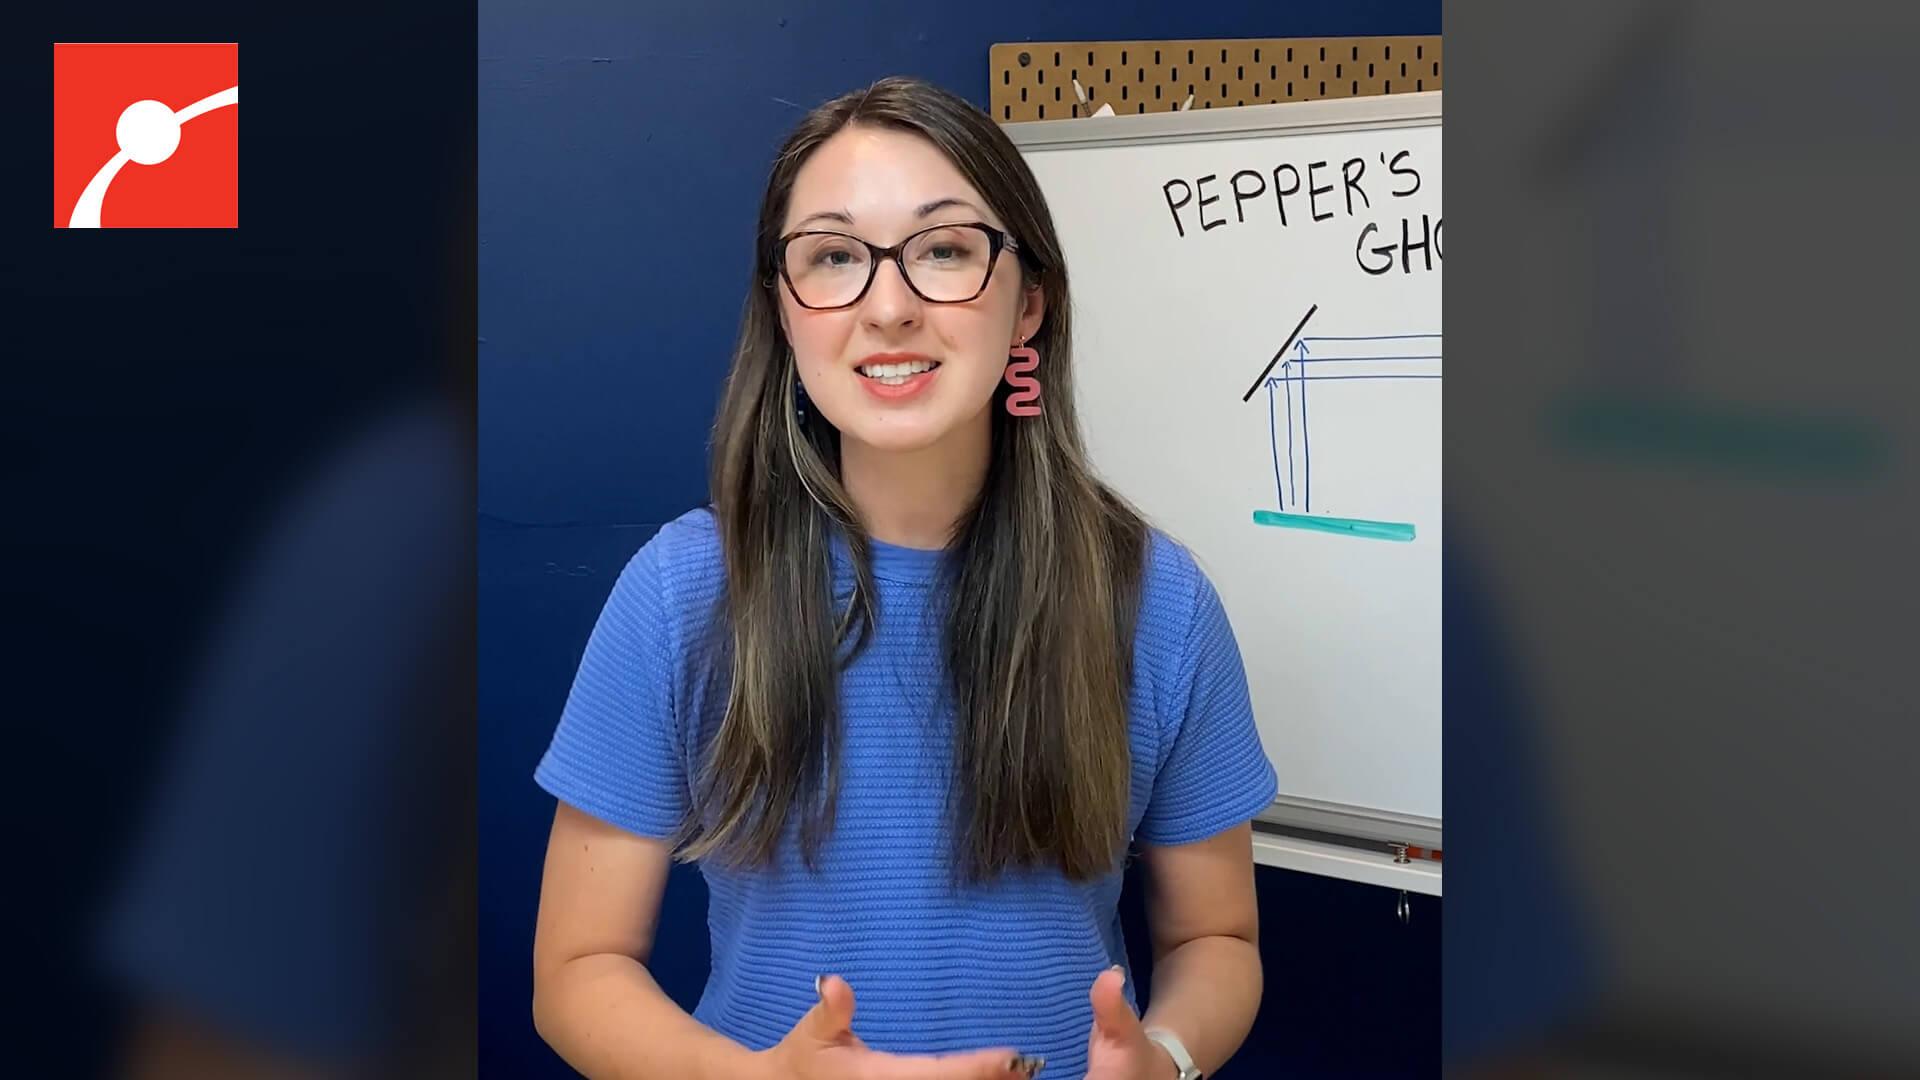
top-left (1143, 1027), bottom-right (1203, 1080)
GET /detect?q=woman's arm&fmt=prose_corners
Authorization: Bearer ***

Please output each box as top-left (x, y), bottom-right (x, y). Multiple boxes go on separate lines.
top-left (533, 803), bottom-right (762, 1080)
top-left (1135, 822), bottom-right (1264, 1078)
top-left (536, 806), bottom-right (1026, 1080)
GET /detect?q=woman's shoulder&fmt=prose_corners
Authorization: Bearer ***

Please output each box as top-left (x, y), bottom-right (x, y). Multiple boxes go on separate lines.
top-left (607, 505), bottom-right (725, 623)
top-left (648, 504), bottom-right (722, 564)
top-left (1130, 525), bottom-right (1221, 669)
top-left (1138, 525), bottom-right (1213, 623)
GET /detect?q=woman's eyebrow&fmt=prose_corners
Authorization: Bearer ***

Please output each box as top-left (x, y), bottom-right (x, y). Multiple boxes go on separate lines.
top-left (788, 199), bottom-right (985, 232)
top-left (917, 197), bottom-right (983, 218)
top-left (791, 208), bottom-right (854, 230)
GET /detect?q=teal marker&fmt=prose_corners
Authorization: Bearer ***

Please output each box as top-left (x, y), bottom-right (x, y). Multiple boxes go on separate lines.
top-left (1253, 510), bottom-right (1415, 542)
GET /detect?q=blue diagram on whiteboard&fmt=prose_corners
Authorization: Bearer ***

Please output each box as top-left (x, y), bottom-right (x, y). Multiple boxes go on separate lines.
top-left (1246, 306), bottom-right (1440, 542)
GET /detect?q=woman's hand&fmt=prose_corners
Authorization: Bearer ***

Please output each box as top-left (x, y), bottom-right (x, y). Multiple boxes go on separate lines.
top-left (1081, 967), bottom-right (1176, 1080)
top-left (756, 974), bottom-right (1031, 1080)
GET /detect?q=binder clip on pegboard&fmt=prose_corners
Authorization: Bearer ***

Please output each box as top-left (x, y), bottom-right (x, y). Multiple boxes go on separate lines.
top-left (1070, 78), bottom-right (1114, 118)
top-left (1072, 77), bottom-right (1194, 117)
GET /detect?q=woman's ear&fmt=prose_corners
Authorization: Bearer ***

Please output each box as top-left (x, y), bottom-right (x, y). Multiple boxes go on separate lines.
top-left (1014, 282), bottom-right (1047, 346)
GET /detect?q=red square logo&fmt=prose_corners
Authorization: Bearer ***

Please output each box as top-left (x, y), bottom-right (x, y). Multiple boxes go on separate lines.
top-left (53, 43), bottom-right (239, 228)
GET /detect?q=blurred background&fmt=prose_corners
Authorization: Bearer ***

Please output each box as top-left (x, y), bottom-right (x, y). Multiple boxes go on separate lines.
top-left (8, 3), bottom-right (475, 1076)
top-left (1449, 2), bottom-right (1919, 1073)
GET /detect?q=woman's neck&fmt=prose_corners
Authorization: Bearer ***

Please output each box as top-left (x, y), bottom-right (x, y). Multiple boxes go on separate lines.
top-left (839, 413), bottom-right (990, 550)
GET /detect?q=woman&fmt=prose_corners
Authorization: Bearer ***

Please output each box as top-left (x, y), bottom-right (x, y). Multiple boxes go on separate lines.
top-left (531, 77), bottom-right (1277, 1080)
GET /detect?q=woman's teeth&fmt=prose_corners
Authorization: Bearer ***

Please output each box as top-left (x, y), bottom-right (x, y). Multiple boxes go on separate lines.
top-left (858, 360), bottom-right (939, 385)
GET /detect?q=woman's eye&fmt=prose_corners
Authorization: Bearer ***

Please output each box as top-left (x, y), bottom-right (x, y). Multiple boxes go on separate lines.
top-left (920, 240), bottom-right (976, 263)
top-left (813, 249), bottom-right (855, 267)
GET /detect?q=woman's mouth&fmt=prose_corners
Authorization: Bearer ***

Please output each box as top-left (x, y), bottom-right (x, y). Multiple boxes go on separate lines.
top-left (855, 358), bottom-right (941, 401)
top-left (856, 358), bottom-right (941, 385)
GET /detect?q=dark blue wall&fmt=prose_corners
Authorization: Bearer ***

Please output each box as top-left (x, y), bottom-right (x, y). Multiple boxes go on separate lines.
top-left (481, 3), bottom-right (1441, 1075)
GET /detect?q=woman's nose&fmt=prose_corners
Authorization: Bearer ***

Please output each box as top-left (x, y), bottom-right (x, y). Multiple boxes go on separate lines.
top-left (860, 258), bottom-right (922, 331)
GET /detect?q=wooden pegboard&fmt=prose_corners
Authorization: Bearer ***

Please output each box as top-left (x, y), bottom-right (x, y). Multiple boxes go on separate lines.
top-left (989, 37), bottom-right (1441, 123)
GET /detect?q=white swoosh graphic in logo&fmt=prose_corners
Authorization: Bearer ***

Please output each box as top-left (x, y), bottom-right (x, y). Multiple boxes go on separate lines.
top-left (68, 85), bottom-right (239, 229)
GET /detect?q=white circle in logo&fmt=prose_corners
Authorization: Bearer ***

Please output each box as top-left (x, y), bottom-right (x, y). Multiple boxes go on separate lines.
top-left (116, 100), bottom-right (181, 165)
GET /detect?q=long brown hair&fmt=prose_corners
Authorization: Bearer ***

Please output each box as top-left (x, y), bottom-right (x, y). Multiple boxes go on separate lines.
top-left (678, 77), bottom-right (1148, 884)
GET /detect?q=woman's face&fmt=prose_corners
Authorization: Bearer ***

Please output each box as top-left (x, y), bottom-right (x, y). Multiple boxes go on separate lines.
top-left (777, 125), bottom-right (1045, 454)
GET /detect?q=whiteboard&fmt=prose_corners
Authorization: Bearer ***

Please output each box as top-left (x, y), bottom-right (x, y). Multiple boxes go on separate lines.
top-left (1008, 93), bottom-right (1442, 841)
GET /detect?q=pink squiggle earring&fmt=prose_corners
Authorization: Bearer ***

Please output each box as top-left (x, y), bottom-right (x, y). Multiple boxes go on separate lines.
top-left (1005, 338), bottom-right (1042, 417)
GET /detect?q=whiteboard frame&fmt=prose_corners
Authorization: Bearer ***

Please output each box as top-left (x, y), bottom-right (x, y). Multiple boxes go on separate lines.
top-left (1007, 91), bottom-right (1444, 854)
top-left (1253, 827), bottom-right (1442, 896)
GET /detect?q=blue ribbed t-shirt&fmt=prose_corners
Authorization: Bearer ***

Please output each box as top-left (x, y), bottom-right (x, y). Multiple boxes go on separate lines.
top-left (535, 507), bottom-right (1277, 1076)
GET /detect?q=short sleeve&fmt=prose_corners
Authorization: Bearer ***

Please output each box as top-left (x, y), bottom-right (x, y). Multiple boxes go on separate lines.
top-left (534, 531), bottom-right (690, 839)
top-left (1136, 569), bottom-right (1280, 846)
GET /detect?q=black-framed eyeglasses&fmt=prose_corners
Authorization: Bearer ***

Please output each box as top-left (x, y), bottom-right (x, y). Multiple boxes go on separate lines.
top-left (773, 221), bottom-right (1023, 310)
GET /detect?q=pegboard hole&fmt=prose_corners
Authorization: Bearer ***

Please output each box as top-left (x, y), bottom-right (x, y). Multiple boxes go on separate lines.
top-left (1154, 49), bottom-right (1161, 64)
top-left (1002, 71), bottom-right (1009, 85)
top-left (1237, 65), bottom-right (1244, 79)
top-left (1039, 105), bottom-right (1046, 118)
top-left (1417, 45), bottom-right (1424, 59)
top-left (1020, 87), bottom-right (1027, 102)
top-left (1416, 79), bottom-right (1423, 91)
top-left (1204, 65), bottom-right (1211, 80)
top-left (1351, 81), bottom-right (1358, 95)
top-left (1369, 63), bottom-right (1375, 77)
top-left (1037, 70), bottom-right (1044, 84)
top-left (1154, 84), bottom-right (1161, 99)
top-left (1254, 47), bottom-right (1262, 61)
top-left (1054, 86), bottom-right (1060, 101)
top-left (1121, 85), bottom-right (1128, 100)
top-left (1336, 63), bottom-right (1342, 77)
top-left (1318, 80), bottom-right (1326, 95)
top-left (1385, 45), bottom-right (1392, 59)
top-left (1104, 68), bottom-right (1111, 82)
top-left (1318, 47), bottom-right (1325, 60)
top-left (1352, 46), bottom-right (1359, 60)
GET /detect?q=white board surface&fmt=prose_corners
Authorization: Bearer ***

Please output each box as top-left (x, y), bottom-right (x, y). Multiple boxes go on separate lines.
top-left (1008, 94), bottom-right (1443, 837)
